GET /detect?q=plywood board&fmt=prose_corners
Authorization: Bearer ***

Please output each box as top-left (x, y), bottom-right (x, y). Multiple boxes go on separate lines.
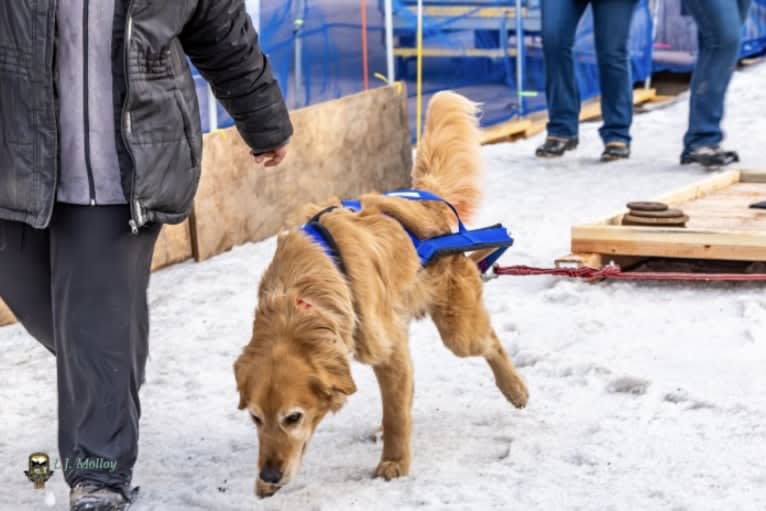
top-left (192, 84), bottom-right (412, 261)
top-left (151, 221), bottom-right (193, 271)
top-left (0, 299), bottom-right (15, 327)
top-left (570, 170), bottom-right (766, 262)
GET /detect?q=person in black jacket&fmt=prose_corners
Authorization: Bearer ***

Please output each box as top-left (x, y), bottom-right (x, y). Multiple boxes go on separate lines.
top-left (0, 1), bottom-right (292, 510)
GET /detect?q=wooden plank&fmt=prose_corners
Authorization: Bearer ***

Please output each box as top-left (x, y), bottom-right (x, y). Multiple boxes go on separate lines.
top-left (0, 299), bottom-right (15, 327)
top-left (192, 84), bottom-right (413, 262)
top-left (740, 56), bottom-right (764, 67)
top-left (673, 183), bottom-right (766, 232)
top-left (481, 88), bottom-right (656, 145)
top-left (653, 170), bottom-right (742, 206)
top-left (395, 47), bottom-right (518, 58)
top-left (569, 170), bottom-right (766, 262)
top-left (647, 94), bottom-right (676, 104)
top-left (740, 170), bottom-right (766, 183)
top-left (151, 221), bottom-right (193, 272)
top-left (420, 6), bottom-right (526, 18)
top-left (555, 253), bottom-right (608, 269)
top-left (480, 119), bottom-right (532, 145)
top-left (572, 225), bottom-right (766, 262)
top-left (555, 253), bottom-right (645, 270)
top-left (585, 170), bottom-right (742, 227)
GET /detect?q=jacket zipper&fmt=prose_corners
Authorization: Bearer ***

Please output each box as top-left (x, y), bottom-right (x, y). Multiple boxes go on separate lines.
top-left (121, 1), bottom-right (142, 234)
top-left (82, 0), bottom-right (97, 206)
top-left (45, 0), bottom-right (60, 228)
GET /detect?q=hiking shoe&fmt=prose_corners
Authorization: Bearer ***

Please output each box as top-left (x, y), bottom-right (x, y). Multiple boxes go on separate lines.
top-left (535, 136), bottom-right (578, 157)
top-left (70, 483), bottom-right (135, 511)
top-left (600, 141), bottom-right (631, 162)
top-left (680, 146), bottom-right (739, 167)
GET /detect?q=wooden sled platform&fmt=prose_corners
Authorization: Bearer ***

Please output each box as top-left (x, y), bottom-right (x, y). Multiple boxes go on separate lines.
top-left (558, 169), bottom-right (766, 269)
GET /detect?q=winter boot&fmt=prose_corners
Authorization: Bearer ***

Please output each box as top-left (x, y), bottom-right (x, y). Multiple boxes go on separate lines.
top-left (600, 141), bottom-right (631, 162)
top-left (70, 483), bottom-right (137, 511)
top-left (535, 136), bottom-right (578, 157)
top-left (681, 146), bottom-right (739, 167)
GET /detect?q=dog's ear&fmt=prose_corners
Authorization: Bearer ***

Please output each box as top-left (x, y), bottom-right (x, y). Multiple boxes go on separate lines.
top-left (234, 350), bottom-right (254, 410)
top-left (330, 362), bottom-right (357, 398)
top-left (311, 353), bottom-right (356, 413)
top-left (312, 352), bottom-right (357, 412)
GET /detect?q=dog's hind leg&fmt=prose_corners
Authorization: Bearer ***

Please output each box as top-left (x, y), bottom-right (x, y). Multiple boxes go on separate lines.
top-left (429, 257), bottom-right (529, 408)
top-left (372, 342), bottom-right (413, 480)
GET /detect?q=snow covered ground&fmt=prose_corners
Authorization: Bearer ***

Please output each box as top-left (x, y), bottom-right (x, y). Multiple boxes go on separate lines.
top-left (3, 63), bottom-right (766, 511)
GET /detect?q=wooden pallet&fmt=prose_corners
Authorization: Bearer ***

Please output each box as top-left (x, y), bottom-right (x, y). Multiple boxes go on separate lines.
top-left (558, 170), bottom-right (766, 268)
top-left (481, 88), bottom-right (657, 145)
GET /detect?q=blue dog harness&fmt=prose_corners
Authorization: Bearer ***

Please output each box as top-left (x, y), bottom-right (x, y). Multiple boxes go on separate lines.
top-left (300, 189), bottom-right (514, 275)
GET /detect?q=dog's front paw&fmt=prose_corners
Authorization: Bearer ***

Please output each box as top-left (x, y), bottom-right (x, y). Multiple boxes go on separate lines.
top-left (374, 460), bottom-right (409, 481)
top-left (508, 382), bottom-right (529, 409)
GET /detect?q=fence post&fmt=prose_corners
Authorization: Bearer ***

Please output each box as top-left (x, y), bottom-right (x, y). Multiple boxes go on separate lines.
top-left (515, 0), bottom-right (525, 116)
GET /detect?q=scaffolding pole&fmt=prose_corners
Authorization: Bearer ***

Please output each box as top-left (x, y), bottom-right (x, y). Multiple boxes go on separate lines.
top-left (384, 0), bottom-right (395, 82)
top-left (294, 0), bottom-right (305, 108)
top-left (514, 0), bottom-right (525, 115)
top-left (416, 0), bottom-right (423, 144)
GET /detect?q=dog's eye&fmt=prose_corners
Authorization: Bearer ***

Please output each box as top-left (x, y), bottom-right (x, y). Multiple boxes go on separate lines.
top-left (284, 412), bottom-right (303, 426)
top-left (250, 413), bottom-right (263, 427)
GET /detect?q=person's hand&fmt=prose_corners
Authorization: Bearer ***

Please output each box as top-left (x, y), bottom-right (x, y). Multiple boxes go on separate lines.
top-left (252, 145), bottom-right (288, 167)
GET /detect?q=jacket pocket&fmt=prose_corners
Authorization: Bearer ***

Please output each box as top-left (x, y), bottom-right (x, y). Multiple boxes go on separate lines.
top-left (172, 88), bottom-right (199, 169)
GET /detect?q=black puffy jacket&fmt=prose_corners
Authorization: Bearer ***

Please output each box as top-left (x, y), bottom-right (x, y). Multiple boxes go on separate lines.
top-left (0, 0), bottom-right (293, 230)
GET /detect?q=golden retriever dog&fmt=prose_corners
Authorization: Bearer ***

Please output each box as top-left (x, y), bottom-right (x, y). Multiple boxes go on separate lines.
top-left (234, 91), bottom-right (529, 498)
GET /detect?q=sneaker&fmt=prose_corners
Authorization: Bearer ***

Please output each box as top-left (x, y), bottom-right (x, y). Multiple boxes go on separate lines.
top-left (70, 483), bottom-right (136, 511)
top-left (535, 136), bottom-right (578, 157)
top-left (680, 146), bottom-right (739, 167)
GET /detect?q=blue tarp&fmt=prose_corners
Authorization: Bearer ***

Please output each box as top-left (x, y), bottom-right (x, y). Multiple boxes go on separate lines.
top-left (653, 0), bottom-right (766, 72)
top-left (192, 0), bottom-right (764, 137)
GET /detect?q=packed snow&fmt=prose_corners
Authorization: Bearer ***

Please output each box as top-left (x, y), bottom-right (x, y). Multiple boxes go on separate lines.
top-left (3, 63), bottom-right (766, 511)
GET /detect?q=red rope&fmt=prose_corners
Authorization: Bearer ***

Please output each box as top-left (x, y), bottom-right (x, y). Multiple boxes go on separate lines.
top-left (492, 264), bottom-right (766, 282)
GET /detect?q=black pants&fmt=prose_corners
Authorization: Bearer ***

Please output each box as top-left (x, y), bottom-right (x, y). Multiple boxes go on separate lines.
top-left (0, 204), bottom-right (160, 493)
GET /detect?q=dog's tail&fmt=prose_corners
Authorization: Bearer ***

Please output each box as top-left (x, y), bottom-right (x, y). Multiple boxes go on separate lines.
top-left (411, 91), bottom-right (482, 224)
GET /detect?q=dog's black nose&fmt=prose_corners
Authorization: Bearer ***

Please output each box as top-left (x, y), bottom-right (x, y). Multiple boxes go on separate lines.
top-left (259, 466), bottom-right (282, 484)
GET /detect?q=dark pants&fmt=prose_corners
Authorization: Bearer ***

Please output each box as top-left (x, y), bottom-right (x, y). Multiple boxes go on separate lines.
top-left (0, 204), bottom-right (160, 494)
top-left (542, 0), bottom-right (639, 144)
top-left (683, 0), bottom-right (751, 151)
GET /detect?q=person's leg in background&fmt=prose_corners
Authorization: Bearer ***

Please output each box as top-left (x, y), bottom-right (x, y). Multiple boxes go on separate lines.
top-left (537, 0), bottom-right (589, 157)
top-left (592, 0), bottom-right (640, 161)
top-left (681, 0), bottom-right (752, 166)
top-left (50, 204), bottom-right (160, 507)
top-left (0, 220), bottom-right (55, 353)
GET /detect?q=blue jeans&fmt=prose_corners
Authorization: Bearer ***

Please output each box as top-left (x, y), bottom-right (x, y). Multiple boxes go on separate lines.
top-left (542, 0), bottom-right (639, 144)
top-left (683, 0), bottom-right (751, 151)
